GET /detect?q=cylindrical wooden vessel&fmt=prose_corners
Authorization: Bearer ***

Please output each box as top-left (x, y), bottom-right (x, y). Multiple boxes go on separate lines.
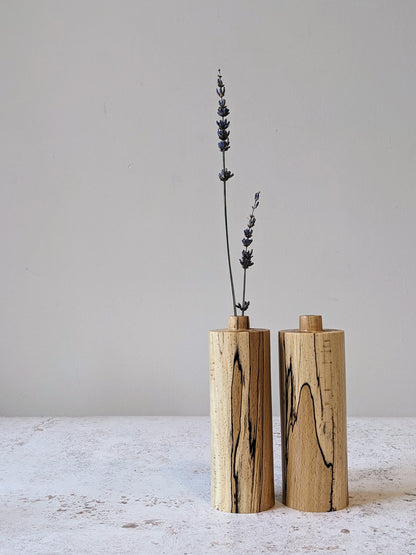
top-left (209, 316), bottom-right (275, 513)
top-left (279, 315), bottom-right (348, 512)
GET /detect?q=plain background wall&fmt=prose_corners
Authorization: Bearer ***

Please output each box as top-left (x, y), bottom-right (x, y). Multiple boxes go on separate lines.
top-left (1, 1), bottom-right (415, 416)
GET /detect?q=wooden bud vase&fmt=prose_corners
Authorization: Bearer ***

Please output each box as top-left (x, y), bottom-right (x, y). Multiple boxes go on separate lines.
top-left (209, 316), bottom-right (275, 513)
top-left (279, 315), bottom-right (348, 512)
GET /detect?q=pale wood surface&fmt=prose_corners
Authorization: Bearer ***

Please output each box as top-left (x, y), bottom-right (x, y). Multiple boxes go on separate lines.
top-left (209, 321), bottom-right (274, 513)
top-left (299, 314), bottom-right (323, 332)
top-left (279, 319), bottom-right (348, 512)
top-left (228, 315), bottom-right (249, 330)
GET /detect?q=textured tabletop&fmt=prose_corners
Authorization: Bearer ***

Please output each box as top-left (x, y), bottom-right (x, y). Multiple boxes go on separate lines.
top-left (0, 417), bottom-right (415, 554)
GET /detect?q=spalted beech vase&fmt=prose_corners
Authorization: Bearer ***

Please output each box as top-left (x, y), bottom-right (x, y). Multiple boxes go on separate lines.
top-left (209, 316), bottom-right (275, 513)
top-left (279, 315), bottom-right (348, 512)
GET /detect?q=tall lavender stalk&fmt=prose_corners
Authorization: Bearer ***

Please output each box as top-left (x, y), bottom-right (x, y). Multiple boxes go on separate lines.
top-left (217, 70), bottom-right (236, 316)
top-left (236, 192), bottom-right (260, 316)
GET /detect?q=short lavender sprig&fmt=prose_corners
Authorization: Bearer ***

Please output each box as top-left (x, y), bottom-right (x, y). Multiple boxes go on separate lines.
top-left (217, 70), bottom-right (236, 316)
top-left (236, 192), bottom-right (260, 316)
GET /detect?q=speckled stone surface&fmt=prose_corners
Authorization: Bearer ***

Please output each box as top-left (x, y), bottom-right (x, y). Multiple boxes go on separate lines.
top-left (0, 417), bottom-right (415, 554)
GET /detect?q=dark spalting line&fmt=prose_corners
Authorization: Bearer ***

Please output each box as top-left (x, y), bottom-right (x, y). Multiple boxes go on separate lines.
top-left (231, 346), bottom-right (243, 512)
top-left (282, 335), bottom-right (293, 503)
top-left (248, 402), bottom-right (256, 459)
top-left (284, 357), bottom-right (292, 477)
top-left (230, 333), bottom-right (270, 513)
top-left (233, 332), bottom-right (270, 513)
top-left (293, 383), bottom-right (334, 511)
top-left (261, 333), bottom-right (266, 510)
top-left (313, 334), bottom-right (324, 418)
top-left (301, 386), bottom-right (332, 465)
top-left (247, 332), bottom-right (260, 511)
top-left (330, 414), bottom-right (335, 511)
top-left (283, 340), bottom-right (335, 511)
top-left (280, 335), bottom-right (289, 503)
top-left (256, 332), bottom-right (263, 511)
top-left (247, 354), bottom-right (255, 511)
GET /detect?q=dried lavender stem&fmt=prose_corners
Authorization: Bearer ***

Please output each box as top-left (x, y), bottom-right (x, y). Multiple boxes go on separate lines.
top-left (237, 192), bottom-right (260, 315)
top-left (242, 268), bottom-right (247, 316)
top-left (223, 151), bottom-right (237, 316)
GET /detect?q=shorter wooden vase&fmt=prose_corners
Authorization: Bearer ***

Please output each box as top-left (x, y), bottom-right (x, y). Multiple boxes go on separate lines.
top-left (279, 315), bottom-right (348, 512)
top-left (209, 316), bottom-right (275, 513)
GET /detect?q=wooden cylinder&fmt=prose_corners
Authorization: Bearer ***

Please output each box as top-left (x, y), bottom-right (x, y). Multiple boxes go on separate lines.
top-left (209, 316), bottom-right (275, 513)
top-left (279, 315), bottom-right (348, 512)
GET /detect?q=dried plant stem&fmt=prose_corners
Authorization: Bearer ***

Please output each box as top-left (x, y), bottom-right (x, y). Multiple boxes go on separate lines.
top-left (236, 192), bottom-right (260, 315)
top-left (241, 268), bottom-right (247, 316)
top-left (223, 152), bottom-right (237, 316)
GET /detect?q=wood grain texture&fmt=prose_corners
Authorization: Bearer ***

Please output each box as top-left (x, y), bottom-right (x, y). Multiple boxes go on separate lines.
top-left (209, 319), bottom-right (274, 513)
top-left (279, 321), bottom-right (348, 512)
top-left (299, 315), bottom-right (322, 332)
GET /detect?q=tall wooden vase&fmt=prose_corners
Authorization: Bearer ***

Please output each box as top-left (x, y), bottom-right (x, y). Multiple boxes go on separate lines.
top-left (209, 316), bottom-right (275, 513)
top-left (279, 315), bottom-right (348, 512)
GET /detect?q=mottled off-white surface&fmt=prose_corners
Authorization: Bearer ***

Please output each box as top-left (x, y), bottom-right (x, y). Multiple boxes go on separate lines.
top-left (0, 418), bottom-right (415, 554)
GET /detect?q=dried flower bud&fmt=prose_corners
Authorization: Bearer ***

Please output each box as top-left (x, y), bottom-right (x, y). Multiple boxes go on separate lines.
top-left (217, 105), bottom-right (230, 118)
top-left (219, 169), bottom-right (234, 182)
top-left (239, 192), bottom-right (261, 273)
top-left (239, 249), bottom-right (254, 269)
top-left (217, 129), bottom-right (230, 140)
top-left (236, 301), bottom-right (250, 311)
top-left (217, 119), bottom-right (230, 130)
top-left (218, 140), bottom-right (230, 152)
